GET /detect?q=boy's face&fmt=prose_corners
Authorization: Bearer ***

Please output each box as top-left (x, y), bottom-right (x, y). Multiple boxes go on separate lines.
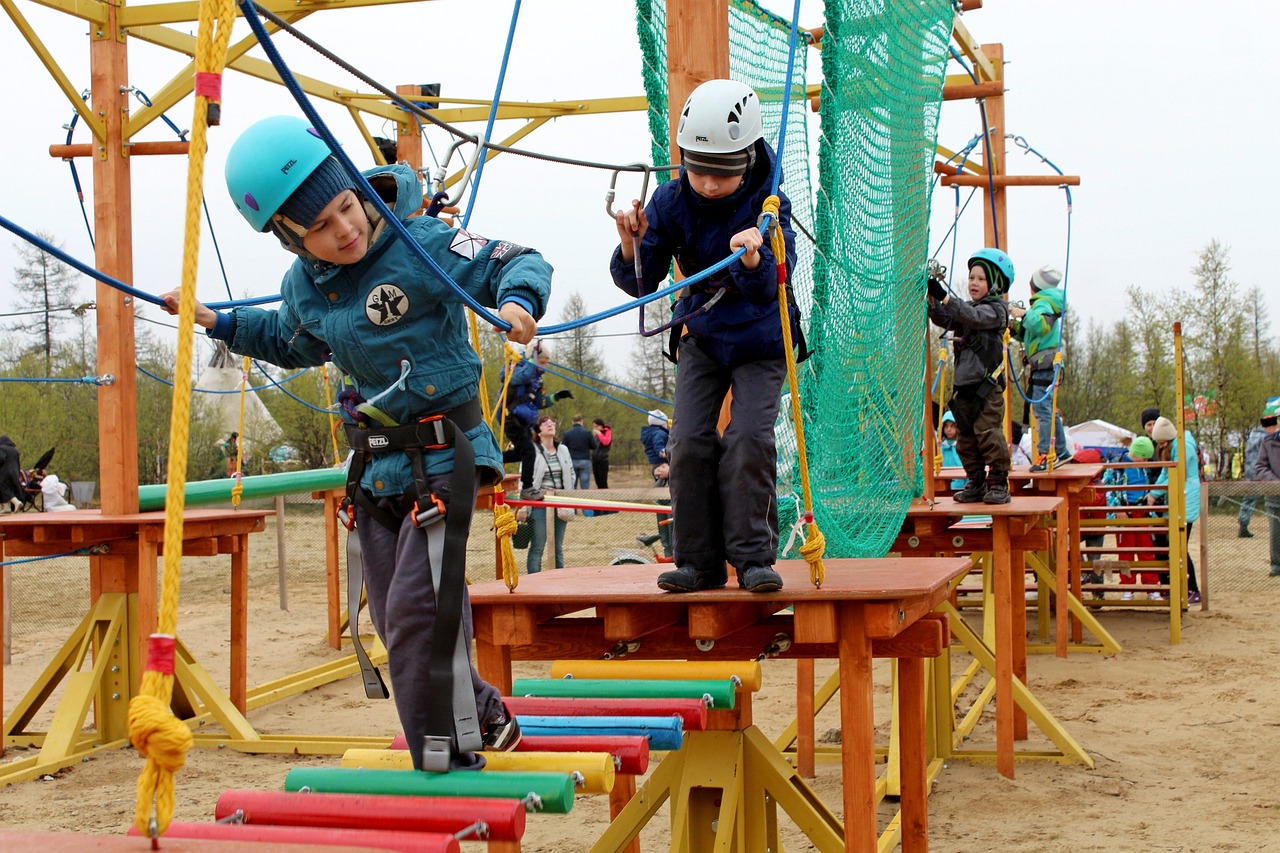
top-left (301, 190), bottom-right (369, 264)
top-left (967, 265), bottom-right (990, 300)
top-left (685, 168), bottom-right (745, 200)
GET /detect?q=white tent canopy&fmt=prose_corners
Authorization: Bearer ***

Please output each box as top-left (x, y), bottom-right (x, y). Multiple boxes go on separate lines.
top-left (1066, 419), bottom-right (1135, 449)
top-left (197, 343), bottom-right (282, 460)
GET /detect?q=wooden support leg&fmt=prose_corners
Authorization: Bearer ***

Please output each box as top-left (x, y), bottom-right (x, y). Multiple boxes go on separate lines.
top-left (796, 658), bottom-right (815, 779)
top-left (231, 534), bottom-right (248, 714)
top-left (1012, 548), bottom-right (1029, 741)
top-left (838, 604), bottom-right (877, 852)
top-left (608, 775), bottom-right (640, 853)
top-left (899, 655), bottom-right (928, 852)
top-left (992, 519), bottom-right (1015, 779)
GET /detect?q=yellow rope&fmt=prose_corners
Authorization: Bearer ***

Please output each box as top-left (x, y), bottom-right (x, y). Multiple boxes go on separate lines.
top-left (230, 355), bottom-right (248, 507)
top-left (321, 363), bottom-right (343, 467)
top-left (763, 195), bottom-right (825, 587)
top-left (469, 313), bottom-right (494, 426)
top-left (492, 343), bottom-right (520, 440)
top-left (934, 347), bottom-right (948, 474)
top-left (129, 0), bottom-right (234, 837)
top-left (1045, 349), bottom-right (1065, 471)
top-left (492, 502), bottom-right (520, 591)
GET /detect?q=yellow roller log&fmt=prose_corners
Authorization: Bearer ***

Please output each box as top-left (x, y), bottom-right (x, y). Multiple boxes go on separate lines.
top-left (549, 659), bottom-right (762, 692)
top-left (340, 749), bottom-right (616, 795)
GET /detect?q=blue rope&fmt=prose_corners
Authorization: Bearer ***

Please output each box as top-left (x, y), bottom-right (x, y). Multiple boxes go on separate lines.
top-left (544, 359), bottom-right (674, 407)
top-left (459, 0), bottom-right (521, 229)
top-left (135, 363), bottom-right (308, 394)
top-left (537, 364), bottom-right (668, 417)
top-left (1, 548), bottom-right (100, 567)
top-left (0, 215), bottom-right (279, 311)
top-left (0, 375), bottom-right (103, 385)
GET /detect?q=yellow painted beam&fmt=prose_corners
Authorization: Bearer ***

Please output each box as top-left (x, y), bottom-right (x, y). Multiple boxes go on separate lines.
top-left (935, 144), bottom-right (986, 176)
top-left (2, 0), bottom-right (104, 139)
top-left (951, 16), bottom-right (996, 83)
top-left (441, 116), bottom-right (551, 192)
top-left (118, 0), bottom-right (433, 28)
top-left (25, 0), bottom-right (105, 23)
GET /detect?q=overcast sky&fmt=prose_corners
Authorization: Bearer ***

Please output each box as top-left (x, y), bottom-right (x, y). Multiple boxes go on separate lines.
top-left (3, 1), bottom-right (1277, 377)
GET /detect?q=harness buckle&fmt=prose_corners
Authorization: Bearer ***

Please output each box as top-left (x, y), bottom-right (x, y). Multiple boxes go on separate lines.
top-left (337, 497), bottom-right (356, 531)
top-left (418, 412), bottom-right (449, 450)
top-left (412, 492), bottom-right (447, 528)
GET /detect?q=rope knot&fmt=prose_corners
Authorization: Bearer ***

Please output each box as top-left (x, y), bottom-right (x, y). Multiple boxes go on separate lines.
top-left (492, 503), bottom-right (520, 591)
top-left (799, 524), bottom-right (826, 588)
top-left (128, 693), bottom-right (193, 771)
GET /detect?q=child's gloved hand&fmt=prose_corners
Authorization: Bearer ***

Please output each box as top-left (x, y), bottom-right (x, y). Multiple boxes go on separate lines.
top-left (553, 390), bottom-right (574, 401)
top-left (926, 277), bottom-right (948, 303)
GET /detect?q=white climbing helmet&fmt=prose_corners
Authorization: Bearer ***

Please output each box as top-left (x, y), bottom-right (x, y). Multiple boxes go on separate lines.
top-left (676, 79), bottom-right (764, 155)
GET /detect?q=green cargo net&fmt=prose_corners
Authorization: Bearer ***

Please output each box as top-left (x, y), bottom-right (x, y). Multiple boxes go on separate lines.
top-left (633, 0), bottom-right (954, 558)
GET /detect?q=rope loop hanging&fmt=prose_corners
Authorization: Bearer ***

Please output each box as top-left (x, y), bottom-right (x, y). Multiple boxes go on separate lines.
top-left (129, 0), bottom-right (236, 837)
top-left (762, 194), bottom-right (825, 588)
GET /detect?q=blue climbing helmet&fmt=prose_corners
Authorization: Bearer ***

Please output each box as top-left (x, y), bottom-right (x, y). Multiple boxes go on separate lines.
top-left (968, 247), bottom-right (1015, 296)
top-left (225, 116), bottom-right (335, 232)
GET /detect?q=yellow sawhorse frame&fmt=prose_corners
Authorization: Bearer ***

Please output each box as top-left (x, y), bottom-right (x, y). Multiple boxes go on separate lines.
top-left (0, 509), bottom-right (398, 785)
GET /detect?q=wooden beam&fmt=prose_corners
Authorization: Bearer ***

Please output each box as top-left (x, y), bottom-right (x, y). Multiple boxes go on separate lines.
top-left (117, 0), bottom-right (432, 27)
top-left (2, 0), bottom-right (103, 136)
top-left (49, 140), bottom-right (190, 158)
top-left (940, 173), bottom-right (1080, 188)
top-left (665, 0), bottom-right (729, 157)
top-left (943, 80), bottom-right (1004, 101)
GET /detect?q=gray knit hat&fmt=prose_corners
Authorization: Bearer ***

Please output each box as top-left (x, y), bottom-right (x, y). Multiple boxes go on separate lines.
top-left (275, 156), bottom-right (357, 229)
top-left (682, 147), bottom-right (751, 177)
top-left (1029, 265), bottom-right (1063, 292)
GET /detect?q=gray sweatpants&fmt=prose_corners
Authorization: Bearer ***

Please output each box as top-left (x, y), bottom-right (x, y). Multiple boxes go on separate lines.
top-left (356, 475), bottom-right (503, 771)
top-left (669, 336), bottom-right (785, 575)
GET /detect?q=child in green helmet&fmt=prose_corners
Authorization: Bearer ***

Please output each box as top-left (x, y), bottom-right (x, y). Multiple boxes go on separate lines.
top-left (926, 249), bottom-right (1013, 504)
top-left (162, 115), bottom-right (551, 772)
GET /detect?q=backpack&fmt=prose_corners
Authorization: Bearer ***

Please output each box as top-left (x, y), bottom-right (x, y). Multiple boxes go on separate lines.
top-left (501, 359), bottom-right (541, 428)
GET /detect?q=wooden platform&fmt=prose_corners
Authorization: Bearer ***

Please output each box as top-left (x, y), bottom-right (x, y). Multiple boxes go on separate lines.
top-left (469, 557), bottom-right (971, 853)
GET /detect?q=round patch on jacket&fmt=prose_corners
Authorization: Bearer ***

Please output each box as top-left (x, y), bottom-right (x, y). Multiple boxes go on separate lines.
top-left (366, 284), bottom-right (409, 326)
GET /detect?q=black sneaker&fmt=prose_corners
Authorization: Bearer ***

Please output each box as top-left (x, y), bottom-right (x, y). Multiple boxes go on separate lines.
top-left (738, 564), bottom-right (784, 593)
top-left (481, 703), bottom-right (522, 752)
top-left (983, 484), bottom-right (1012, 504)
top-left (519, 487), bottom-right (544, 501)
top-left (656, 566), bottom-right (727, 593)
top-left (954, 480), bottom-right (987, 503)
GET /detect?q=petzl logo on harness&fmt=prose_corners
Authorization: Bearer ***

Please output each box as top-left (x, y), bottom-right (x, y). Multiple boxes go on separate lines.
top-left (367, 435), bottom-right (390, 448)
top-left (366, 284), bottom-right (408, 327)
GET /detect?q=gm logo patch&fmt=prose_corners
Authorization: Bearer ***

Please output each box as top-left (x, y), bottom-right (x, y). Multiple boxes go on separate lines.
top-left (366, 284), bottom-right (409, 327)
top-left (368, 435), bottom-right (390, 448)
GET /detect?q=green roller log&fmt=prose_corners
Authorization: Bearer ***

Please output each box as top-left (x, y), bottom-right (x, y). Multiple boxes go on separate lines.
top-left (283, 767), bottom-right (575, 813)
top-left (138, 467), bottom-right (347, 511)
top-left (512, 678), bottom-right (737, 709)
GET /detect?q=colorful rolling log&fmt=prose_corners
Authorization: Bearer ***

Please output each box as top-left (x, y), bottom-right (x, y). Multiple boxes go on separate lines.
top-left (340, 748), bottom-right (616, 794)
top-left (502, 695), bottom-right (709, 731)
top-left (515, 714), bottom-right (684, 751)
top-left (214, 789), bottom-right (525, 841)
top-left (512, 677), bottom-right (737, 707)
top-left (385, 734), bottom-right (652, 776)
top-left (0, 835), bottom-right (356, 852)
top-left (127, 821), bottom-right (458, 852)
top-left (549, 659), bottom-right (763, 691)
top-left (284, 767), bottom-right (575, 813)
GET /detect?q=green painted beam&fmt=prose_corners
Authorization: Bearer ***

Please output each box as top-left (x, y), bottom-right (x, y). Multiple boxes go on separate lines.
top-left (138, 467), bottom-right (346, 511)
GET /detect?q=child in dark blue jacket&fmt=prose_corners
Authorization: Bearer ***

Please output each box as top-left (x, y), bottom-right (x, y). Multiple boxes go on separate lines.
top-left (611, 80), bottom-right (799, 593)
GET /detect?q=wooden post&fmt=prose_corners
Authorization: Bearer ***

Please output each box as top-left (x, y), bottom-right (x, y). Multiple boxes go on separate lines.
top-left (664, 0), bottom-right (730, 159)
top-left (275, 495), bottom-right (289, 610)
top-left (91, 0), bottom-right (139, 518)
top-left (395, 84), bottom-right (426, 171)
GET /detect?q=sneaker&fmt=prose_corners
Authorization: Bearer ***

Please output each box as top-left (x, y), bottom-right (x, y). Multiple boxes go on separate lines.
top-left (1271, 567), bottom-right (1280, 578)
top-left (1029, 458), bottom-right (1049, 474)
top-left (954, 479), bottom-right (987, 503)
top-left (657, 565), bottom-right (727, 593)
top-left (1120, 591), bottom-right (1134, 601)
top-left (738, 564), bottom-right (784, 593)
top-left (519, 487), bottom-right (544, 501)
top-left (1239, 527), bottom-right (1255, 538)
top-left (1148, 592), bottom-right (1165, 602)
top-left (1187, 591), bottom-right (1202, 605)
top-left (481, 704), bottom-right (522, 752)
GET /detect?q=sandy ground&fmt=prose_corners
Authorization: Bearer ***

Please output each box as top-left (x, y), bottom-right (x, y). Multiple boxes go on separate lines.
top-left (3, 509), bottom-right (1280, 851)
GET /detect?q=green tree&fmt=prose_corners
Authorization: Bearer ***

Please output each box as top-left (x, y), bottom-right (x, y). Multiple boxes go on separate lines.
top-left (8, 234), bottom-right (84, 374)
top-left (259, 364), bottom-right (345, 471)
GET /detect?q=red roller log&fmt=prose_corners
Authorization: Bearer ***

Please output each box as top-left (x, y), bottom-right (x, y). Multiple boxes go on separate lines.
top-left (215, 790), bottom-right (524, 841)
top-left (0, 834), bottom-right (357, 852)
top-left (129, 821), bottom-right (459, 852)
top-left (503, 696), bottom-right (708, 731)
top-left (386, 733), bottom-right (649, 775)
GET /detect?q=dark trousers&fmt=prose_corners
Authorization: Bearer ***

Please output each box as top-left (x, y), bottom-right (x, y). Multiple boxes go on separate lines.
top-left (356, 476), bottom-right (502, 771)
top-left (592, 456), bottom-right (610, 488)
top-left (502, 416), bottom-right (536, 489)
top-left (949, 385), bottom-right (1011, 477)
top-left (669, 336), bottom-right (786, 574)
